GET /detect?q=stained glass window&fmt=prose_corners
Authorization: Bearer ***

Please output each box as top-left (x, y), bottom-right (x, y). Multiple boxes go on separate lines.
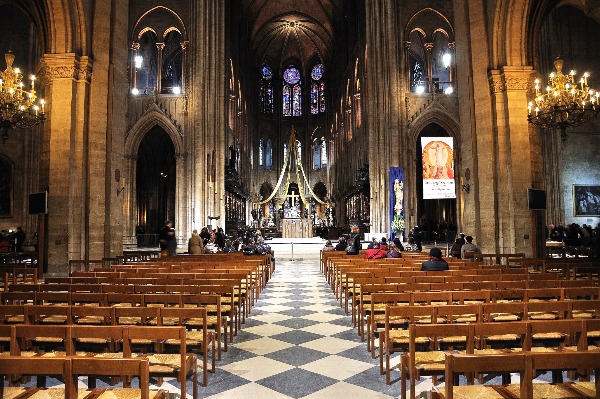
top-left (282, 85), bottom-right (291, 116)
top-left (311, 64), bottom-right (323, 81)
top-left (311, 83), bottom-right (318, 114)
top-left (321, 139), bottom-right (327, 167)
top-left (313, 140), bottom-right (320, 170)
top-left (292, 85), bottom-right (302, 116)
top-left (260, 63), bottom-right (273, 114)
top-left (265, 139), bottom-right (272, 170)
top-left (258, 139), bottom-right (264, 167)
top-left (310, 64), bottom-right (325, 114)
top-left (283, 66), bottom-right (302, 116)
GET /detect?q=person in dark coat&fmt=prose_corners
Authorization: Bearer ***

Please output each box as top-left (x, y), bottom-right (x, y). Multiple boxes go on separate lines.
top-left (335, 237), bottom-right (347, 251)
top-left (421, 247), bottom-right (449, 271)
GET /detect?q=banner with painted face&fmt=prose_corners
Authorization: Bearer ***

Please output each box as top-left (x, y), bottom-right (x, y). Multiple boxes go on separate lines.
top-left (421, 137), bottom-right (456, 199)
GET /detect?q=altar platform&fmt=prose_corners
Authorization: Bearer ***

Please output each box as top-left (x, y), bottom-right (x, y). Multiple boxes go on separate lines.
top-left (267, 237), bottom-right (327, 260)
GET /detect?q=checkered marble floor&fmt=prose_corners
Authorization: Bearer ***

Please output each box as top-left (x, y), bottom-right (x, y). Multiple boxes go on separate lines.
top-left (199, 260), bottom-right (399, 399)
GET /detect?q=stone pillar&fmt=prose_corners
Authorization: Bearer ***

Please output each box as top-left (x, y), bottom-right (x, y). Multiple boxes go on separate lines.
top-left (37, 54), bottom-right (90, 274)
top-left (489, 66), bottom-right (540, 256)
top-left (131, 42), bottom-right (140, 90)
top-left (181, 41), bottom-right (188, 94)
top-left (156, 43), bottom-right (165, 94)
top-left (364, 0), bottom-right (403, 234)
top-left (188, 0), bottom-right (226, 231)
top-left (424, 42), bottom-right (434, 93)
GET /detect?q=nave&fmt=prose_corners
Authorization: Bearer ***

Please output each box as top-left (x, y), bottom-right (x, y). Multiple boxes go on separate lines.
top-left (197, 260), bottom-right (398, 398)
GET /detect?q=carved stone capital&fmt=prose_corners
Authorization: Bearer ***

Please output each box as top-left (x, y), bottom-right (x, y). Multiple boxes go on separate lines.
top-left (488, 70), bottom-right (506, 93)
top-left (501, 66), bottom-right (535, 91)
top-left (36, 53), bottom-right (79, 86)
top-left (75, 56), bottom-right (93, 83)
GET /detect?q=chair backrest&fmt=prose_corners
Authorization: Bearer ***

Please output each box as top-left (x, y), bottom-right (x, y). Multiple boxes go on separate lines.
top-left (71, 357), bottom-right (151, 399)
top-left (0, 356), bottom-right (72, 399)
top-left (444, 353), bottom-right (529, 399)
top-left (12, 324), bottom-right (72, 355)
top-left (474, 321), bottom-right (531, 351)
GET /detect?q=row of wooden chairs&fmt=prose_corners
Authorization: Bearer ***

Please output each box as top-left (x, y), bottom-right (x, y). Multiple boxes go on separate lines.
top-left (433, 351), bottom-right (600, 399)
top-left (397, 319), bottom-right (600, 398)
top-left (0, 356), bottom-right (167, 399)
top-left (1, 317), bottom-right (208, 396)
top-left (377, 302), bottom-right (600, 386)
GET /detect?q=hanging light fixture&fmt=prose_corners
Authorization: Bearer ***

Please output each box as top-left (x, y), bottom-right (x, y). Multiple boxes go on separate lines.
top-left (527, 58), bottom-right (599, 140)
top-left (0, 51), bottom-right (45, 143)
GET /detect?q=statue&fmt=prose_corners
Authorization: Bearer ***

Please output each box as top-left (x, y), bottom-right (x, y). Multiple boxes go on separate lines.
top-left (393, 179), bottom-right (404, 215)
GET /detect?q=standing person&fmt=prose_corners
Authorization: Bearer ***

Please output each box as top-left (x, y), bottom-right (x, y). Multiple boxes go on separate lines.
top-left (15, 227), bottom-right (26, 252)
top-left (346, 224), bottom-right (361, 255)
top-left (188, 229), bottom-right (203, 254)
top-left (159, 221), bottom-right (175, 257)
top-left (215, 227), bottom-right (226, 249)
top-left (421, 247), bottom-right (449, 271)
top-left (200, 227), bottom-right (211, 246)
top-left (412, 226), bottom-right (423, 252)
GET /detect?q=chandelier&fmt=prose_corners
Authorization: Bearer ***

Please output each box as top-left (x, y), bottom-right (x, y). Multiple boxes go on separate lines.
top-left (527, 58), bottom-right (599, 140)
top-left (0, 52), bottom-right (45, 143)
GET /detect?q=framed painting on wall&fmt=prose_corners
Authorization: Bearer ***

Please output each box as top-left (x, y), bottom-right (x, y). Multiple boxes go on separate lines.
top-left (573, 185), bottom-right (600, 216)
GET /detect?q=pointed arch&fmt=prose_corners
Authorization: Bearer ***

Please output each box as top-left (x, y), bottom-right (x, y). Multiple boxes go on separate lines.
top-left (125, 106), bottom-right (184, 157)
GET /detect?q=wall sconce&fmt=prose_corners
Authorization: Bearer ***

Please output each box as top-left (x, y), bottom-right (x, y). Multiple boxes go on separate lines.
top-left (115, 169), bottom-right (125, 196)
top-left (462, 183), bottom-right (470, 194)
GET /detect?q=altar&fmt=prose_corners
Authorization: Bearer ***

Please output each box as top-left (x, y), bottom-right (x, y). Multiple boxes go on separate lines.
top-left (282, 218), bottom-right (312, 238)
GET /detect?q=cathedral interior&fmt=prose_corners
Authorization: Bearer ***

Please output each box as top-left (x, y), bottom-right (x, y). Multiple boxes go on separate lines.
top-left (0, 0), bottom-right (599, 273)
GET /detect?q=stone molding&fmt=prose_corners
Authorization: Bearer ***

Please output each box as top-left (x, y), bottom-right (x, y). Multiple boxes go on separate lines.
top-left (37, 54), bottom-right (94, 85)
top-left (489, 66), bottom-right (535, 93)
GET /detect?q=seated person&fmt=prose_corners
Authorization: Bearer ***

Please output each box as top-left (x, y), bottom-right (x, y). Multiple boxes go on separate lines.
top-left (367, 237), bottom-right (379, 249)
top-left (364, 241), bottom-right (387, 259)
top-left (450, 238), bottom-right (462, 258)
top-left (404, 237), bottom-right (419, 251)
top-left (421, 247), bottom-right (449, 271)
top-left (386, 243), bottom-right (402, 258)
top-left (379, 237), bottom-right (389, 251)
top-left (323, 240), bottom-right (335, 251)
top-left (334, 237), bottom-right (347, 251)
top-left (393, 237), bottom-right (404, 251)
top-left (460, 235), bottom-right (481, 259)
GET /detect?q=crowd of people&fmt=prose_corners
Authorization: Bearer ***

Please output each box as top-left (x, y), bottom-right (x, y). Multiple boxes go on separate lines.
top-left (547, 221), bottom-right (600, 257)
top-left (0, 227), bottom-right (28, 253)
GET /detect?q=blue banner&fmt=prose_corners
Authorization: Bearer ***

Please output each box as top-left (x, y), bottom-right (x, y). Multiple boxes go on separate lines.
top-left (389, 167), bottom-right (404, 239)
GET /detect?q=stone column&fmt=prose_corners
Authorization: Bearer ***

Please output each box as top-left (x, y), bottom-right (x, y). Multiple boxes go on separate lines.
top-left (364, 0), bottom-right (403, 234)
top-left (424, 42), bottom-right (434, 93)
top-left (180, 41), bottom-right (188, 94)
top-left (37, 54), bottom-right (90, 274)
top-left (156, 43), bottom-right (165, 94)
top-left (188, 0), bottom-right (226, 231)
top-left (131, 42), bottom-right (140, 90)
top-left (489, 66), bottom-right (540, 256)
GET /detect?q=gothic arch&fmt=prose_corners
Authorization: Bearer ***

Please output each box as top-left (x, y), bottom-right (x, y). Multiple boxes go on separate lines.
top-left (125, 106), bottom-right (184, 158)
top-left (408, 111), bottom-right (460, 147)
top-left (42, 0), bottom-right (87, 54)
top-left (132, 6), bottom-right (187, 43)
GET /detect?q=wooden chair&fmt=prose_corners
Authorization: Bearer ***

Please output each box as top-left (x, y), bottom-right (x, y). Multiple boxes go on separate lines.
top-left (482, 302), bottom-right (526, 322)
top-left (11, 324), bottom-right (72, 356)
top-left (380, 305), bottom-right (436, 384)
top-left (0, 304), bottom-right (26, 325)
top-left (432, 352), bottom-right (530, 399)
top-left (401, 323), bottom-right (474, 399)
top-left (367, 292), bottom-right (412, 358)
top-left (158, 307), bottom-right (214, 388)
top-left (0, 356), bottom-right (71, 399)
top-left (527, 352), bottom-right (600, 399)
top-left (71, 357), bottom-right (167, 399)
top-left (180, 293), bottom-right (225, 359)
top-left (127, 325), bottom-right (199, 398)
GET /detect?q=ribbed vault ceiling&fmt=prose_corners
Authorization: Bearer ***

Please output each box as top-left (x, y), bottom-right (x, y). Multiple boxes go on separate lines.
top-left (242, 0), bottom-right (340, 69)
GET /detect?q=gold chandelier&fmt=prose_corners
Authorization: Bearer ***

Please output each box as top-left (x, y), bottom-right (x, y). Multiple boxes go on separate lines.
top-left (527, 58), bottom-right (599, 140)
top-left (0, 51), bottom-right (45, 143)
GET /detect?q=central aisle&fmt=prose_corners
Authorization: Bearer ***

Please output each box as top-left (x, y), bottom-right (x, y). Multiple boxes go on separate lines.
top-left (201, 260), bottom-right (405, 398)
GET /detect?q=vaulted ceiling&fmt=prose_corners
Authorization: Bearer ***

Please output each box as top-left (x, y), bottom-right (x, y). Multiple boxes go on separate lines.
top-left (242, 0), bottom-right (341, 71)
